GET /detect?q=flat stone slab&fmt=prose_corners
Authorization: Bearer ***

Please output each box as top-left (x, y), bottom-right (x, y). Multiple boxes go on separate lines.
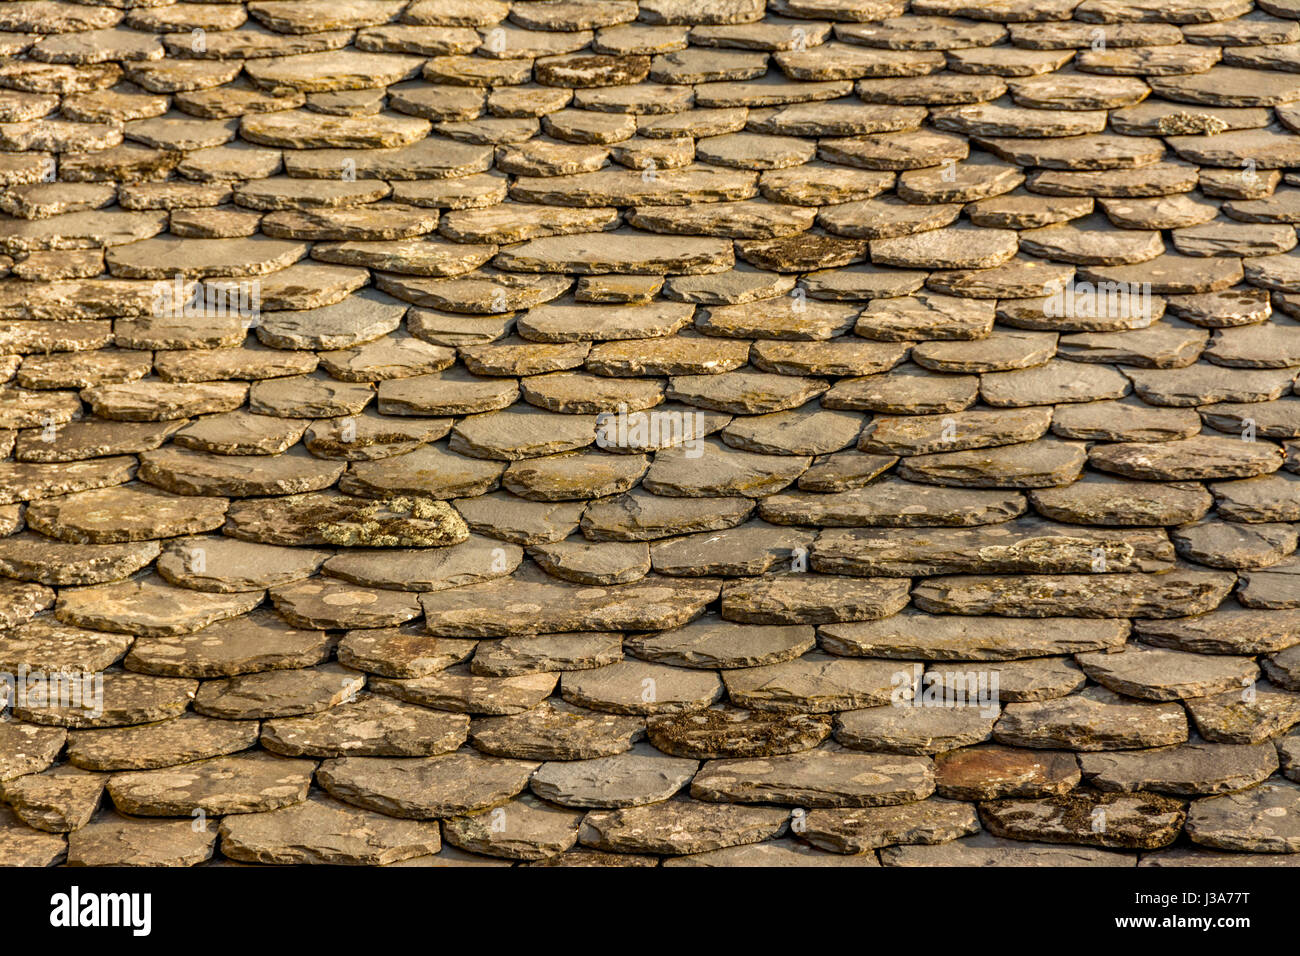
top-left (561, 659), bottom-right (724, 715)
top-left (442, 793), bottom-right (583, 861)
top-left (802, 798), bottom-right (981, 853)
top-left (468, 700), bottom-right (645, 760)
top-left (66, 714), bottom-right (259, 772)
top-left (881, 832), bottom-right (1132, 867)
top-left (193, 663), bottom-right (366, 720)
top-left (1080, 740), bottom-right (1278, 796)
top-left (835, 705), bottom-right (998, 755)
top-left (419, 573), bottom-right (719, 636)
top-left (820, 611), bottom-right (1128, 660)
top-left (1186, 781), bottom-right (1300, 853)
top-left (579, 800), bottom-right (790, 855)
top-left (529, 743), bottom-right (697, 808)
top-left (691, 749), bottom-right (934, 807)
top-left (317, 751), bottom-right (538, 819)
top-left (370, 666), bottom-right (557, 716)
top-left (219, 794), bottom-right (442, 866)
top-left (106, 752), bottom-right (316, 817)
top-left (935, 745), bottom-right (1080, 801)
top-left (66, 812), bottom-right (215, 867)
top-left (723, 653), bottom-right (913, 713)
top-left (995, 688), bottom-right (1189, 751)
top-left (260, 693), bottom-right (468, 759)
top-left (980, 791), bottom-right (1185, 850)
top-left (646, 706), bottom-right (832, 758)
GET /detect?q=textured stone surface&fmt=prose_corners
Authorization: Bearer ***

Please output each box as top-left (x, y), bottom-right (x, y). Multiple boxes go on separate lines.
top-left (5, 0), bottom-right (1300, 869)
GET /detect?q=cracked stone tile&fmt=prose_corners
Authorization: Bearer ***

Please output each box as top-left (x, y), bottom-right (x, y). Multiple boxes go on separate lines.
top-left (66, 714), bottom-right (259, 772)
top-left (802, 798), bottom-right (980, 853)
top-left (318, 751), bottom-right (538, 819)
top-left (796, 449), bottom-right (899, 492)
top-left (66, 811), bottom-right (214, 867)
top-left (980, 791), bottom-right (1185, 850)
top-left (220, 793), bottom-right (442, 865)
top-left (194, 663), bottom-right (366, 720)
top-left (469, 699), bottom-right (644, 760)
top-left (261, 694), bottom-right (468, 758)
top-left (106, 751), bottom-right (316, 817)
top-left (124, 610), bottom-right (333, 678)
top-left (935, 745), bottom-right (1080, 800)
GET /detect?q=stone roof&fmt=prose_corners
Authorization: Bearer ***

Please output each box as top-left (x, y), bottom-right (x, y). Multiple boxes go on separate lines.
top-left (2, 0), bottom-right (1300, 867)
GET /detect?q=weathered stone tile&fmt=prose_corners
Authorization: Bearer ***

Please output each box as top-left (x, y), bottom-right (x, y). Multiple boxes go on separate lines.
top-left (220, 793), bottom-right (441, 866)
top-left (816, 519), bottom-right (1170, 577)
top-left (935, 745), bottom-right (1080, 801)
top-left (803, 798), bottom-right (980, 853)
top-left (835, 705), bottom-right (998, 755)
top-left (981, 791), bottom-right (1185, 850)
top-left (194, 663), bottom-right (365, 720)
top-left (1186, 781), bottom-right (1300, 853)
top-left (912, 567), bottom-right (1237, 619)
top-left (562, 659), bottom-right (724, 715)
top-left (760, 479), bottom-right (1027, 528)
top-left (317, 751), bottom-right (538, 819)
top-left (580, 799), bottom-right (789, 855)
top-left (371, 665), bottom-right (556, 716)
top-left (66, 811), bottom-right (214, 867)
top-left (692, 749), bottom-right (933, 807)
top-left (469, 700), bottom-right (644, 760)
top-left (0, 535), bottom-right (158, 587)
top-left (0, 722), bottom-right (67, 782)
top-left (820, 611), bottom-right (1127, 660)
top-left (261, 695), bottom-right (468, 758)
top-left (55, 573), bottom-right (261, 637)
top-left (125, 610), bottom-right (333, 678)
top-left (66, 714), bottom-right (258, 772)
top-left (723, 652), bottom-right (911, 713)
top-left (995, 688), bottom-right (1188, 751)
top-left (1081, 739), bottom-right (1277, 797)
top-left (107, 752), bottom-right (316, 817)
